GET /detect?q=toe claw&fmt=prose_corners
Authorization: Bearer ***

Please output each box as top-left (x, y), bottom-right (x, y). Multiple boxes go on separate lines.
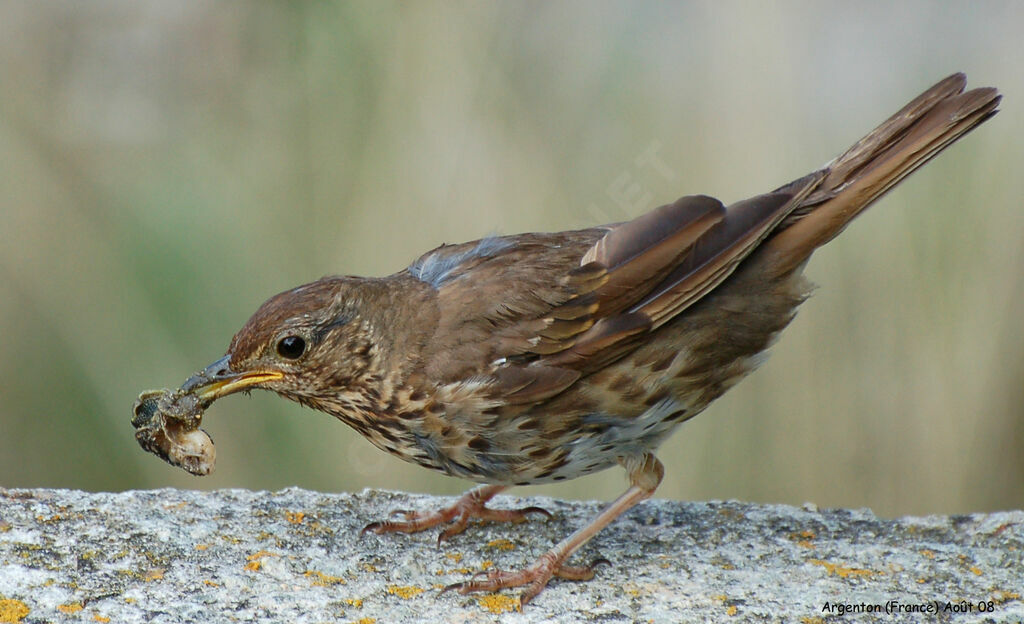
top-left (521, 506), bottom-right (553, 520)
top-left (360, 521), bottom-right (383, 536)
top-left (438, 569), bottom-right (495, 596)
top-left (438, 582), bottom-right (463, 596)
top-left (518, 585), bottom-right (542, 607)
top-left (469, 569), bottom-right (492, 581)
top-left (589, 557), bottom-right (611, 569)
top-left (436, 530), bottom-right (451, 548)
top-left (436, 523), bottom-right (466, 546)
top-left (440, 579), bottom-right (484, 596)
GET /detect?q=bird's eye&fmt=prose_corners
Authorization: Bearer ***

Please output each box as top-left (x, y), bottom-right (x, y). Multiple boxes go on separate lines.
top-left (276, 335), bottom-right (306, 360)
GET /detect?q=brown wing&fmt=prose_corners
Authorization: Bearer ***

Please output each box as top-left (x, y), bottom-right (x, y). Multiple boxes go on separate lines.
top-left (412, 178), bottom-right (819, 401)
top-left (543, 176), bottom-right (821, 373)
top-left (412, 231), bottom-right (601, 401)
top-left (412, 73), bottom-right (998, 406)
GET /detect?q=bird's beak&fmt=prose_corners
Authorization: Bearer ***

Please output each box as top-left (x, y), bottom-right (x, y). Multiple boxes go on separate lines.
top-left (180, 355), bottom-right (284, 403)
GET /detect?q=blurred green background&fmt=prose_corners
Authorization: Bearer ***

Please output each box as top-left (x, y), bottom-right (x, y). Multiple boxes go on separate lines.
top-left (1, 1), bottom-right (1021, 519)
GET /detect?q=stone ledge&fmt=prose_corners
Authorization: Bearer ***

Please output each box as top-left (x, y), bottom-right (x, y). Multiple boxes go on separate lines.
top-left (0, 488), bottom-right (1021, 623)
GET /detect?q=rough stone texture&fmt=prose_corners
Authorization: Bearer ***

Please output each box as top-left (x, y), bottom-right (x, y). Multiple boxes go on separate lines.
top-left (0, 488), bottom-right (1021, 623)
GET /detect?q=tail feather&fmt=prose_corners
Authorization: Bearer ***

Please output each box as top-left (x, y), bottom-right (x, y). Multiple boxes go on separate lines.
top-left (761, 73), bottom-right (1000, 277)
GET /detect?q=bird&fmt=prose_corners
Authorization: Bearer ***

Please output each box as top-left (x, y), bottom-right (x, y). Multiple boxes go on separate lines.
top-left (137, 73), bottom-right (998, 607)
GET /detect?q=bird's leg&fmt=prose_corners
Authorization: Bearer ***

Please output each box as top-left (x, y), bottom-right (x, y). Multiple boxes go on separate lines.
top-left (444, 453), bottom-right (665, 607)
top-left (362, 484), bottom-right (552, 544)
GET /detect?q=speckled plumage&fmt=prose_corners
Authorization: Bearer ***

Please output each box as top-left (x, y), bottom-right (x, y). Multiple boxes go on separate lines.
top-left (157, 74), bottom-right (998, 606)
top-left (224, 224), bottom-right (811, 486)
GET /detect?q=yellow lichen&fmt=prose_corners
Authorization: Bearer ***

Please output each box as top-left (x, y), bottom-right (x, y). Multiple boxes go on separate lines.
top-left (93, 615), bottom-right (110, 623)
top-left (440, 566), bottom-right (472, 575)
top-left (351, 618), bottom-right (375, 624)
top-left (244, 550), bottom-right (278, 572)
top-left (919, 549), bottom-right (935, 559)
top-left (445, 552), bottom-right (463, 563)
top-left (0, 599), bottom-right (29, 623)
top-left (344, 598), bottom-right (363, 608)
top-left (788, 530), bottom-right (816, 549)
top-left (286, 511), bottom-right (305, 524)
top-left (58, 603), bottom-right (83, 614)
top-left (808, 559), bottom-right (876, 579)
top-left (302, 520), bottom-right (334, 535)
top-left (144, 568), bottom-right (165, 582)
top-left (477, 593), bottom-right (519, 614)
top-left (486, 538), bottom-right (515, 551)
top-left (726, 605), bottom-right (738, 616)
top-left (386, 585), bottom-right (425, 599)
top-left (194, 543), bottom-right (210, 551)
top-left (305, 570), bottom-right (346, 586)
top-left (969, 566), bottom-right (982, 576)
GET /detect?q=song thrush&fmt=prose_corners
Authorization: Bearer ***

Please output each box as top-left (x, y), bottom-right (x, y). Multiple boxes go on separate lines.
top-left (133, 73), bottom-right (999, 606)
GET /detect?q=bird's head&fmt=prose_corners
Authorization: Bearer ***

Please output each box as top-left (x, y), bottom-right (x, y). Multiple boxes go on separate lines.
top-left (180, 277), bottom-right (384, 411)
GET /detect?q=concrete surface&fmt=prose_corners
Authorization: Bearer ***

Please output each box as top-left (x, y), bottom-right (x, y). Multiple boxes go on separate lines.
top-left (0, 488), bottom-right (1021, 623)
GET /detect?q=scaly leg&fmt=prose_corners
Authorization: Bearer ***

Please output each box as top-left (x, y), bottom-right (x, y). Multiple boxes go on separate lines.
top-left (362, 484), bottom-right (551, 544)
top-left (444, 453), bottom-right (665, 607)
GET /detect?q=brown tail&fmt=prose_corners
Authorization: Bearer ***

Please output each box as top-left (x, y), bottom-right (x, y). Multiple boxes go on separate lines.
top-left (761, 73), bottom-right (1000, 277)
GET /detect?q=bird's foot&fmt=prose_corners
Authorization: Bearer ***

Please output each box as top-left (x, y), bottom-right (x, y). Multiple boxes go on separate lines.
top-left (361, 485), bottom-right (551, 544)
top-left (442, 550), bottom-right (610, 607)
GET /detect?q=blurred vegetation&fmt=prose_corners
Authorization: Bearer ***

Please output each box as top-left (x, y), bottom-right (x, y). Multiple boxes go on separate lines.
top-left (1, 1), bottom-right (1021, 518)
